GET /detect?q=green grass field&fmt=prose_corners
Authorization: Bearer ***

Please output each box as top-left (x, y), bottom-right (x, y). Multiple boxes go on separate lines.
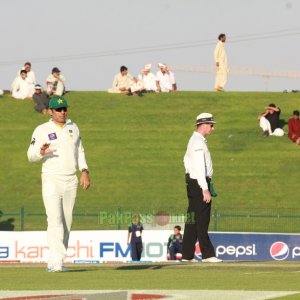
top-left (0, 262), bottom-right (300, 299)
top-left (1, 91), bottom-right (300, 231)
top-left (1, 91), bottom-right (300, 299)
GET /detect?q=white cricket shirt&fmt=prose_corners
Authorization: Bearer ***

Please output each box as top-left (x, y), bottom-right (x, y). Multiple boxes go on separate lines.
top-left (27, 118), bottom-right (88, 175)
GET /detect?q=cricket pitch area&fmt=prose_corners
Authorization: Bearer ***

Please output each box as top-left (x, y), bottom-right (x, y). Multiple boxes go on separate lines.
top-left (0, 262), bottom-right (300, 300)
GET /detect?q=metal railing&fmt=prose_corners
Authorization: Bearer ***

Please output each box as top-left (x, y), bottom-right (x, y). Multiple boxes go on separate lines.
top-left (1, 206), bottom-right (300, 233)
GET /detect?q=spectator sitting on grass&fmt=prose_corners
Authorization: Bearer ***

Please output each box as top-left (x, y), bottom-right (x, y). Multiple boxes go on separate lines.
top-left (128, 77), bottom-right (144, 97)
top-left (46, 67), bottom-right (66, 97)
top-left (32, 84), bottom-right (50, 114)
top-left (156, 63), bottom-right (177, 92)
top-left (108, 65), bottom-right (133, 94)
top-left (11, 70), bottom-right (32, 99)
top-left (257, 103), bottom-right (284, 137)
top-left (167, 225), bottom-right (183, 260)
top-left (138, 64), bottom-right (159, 92)
top-left (18, 62), bottom-right (36, 96)
top-left (288, 110), bottom-right (300, 145)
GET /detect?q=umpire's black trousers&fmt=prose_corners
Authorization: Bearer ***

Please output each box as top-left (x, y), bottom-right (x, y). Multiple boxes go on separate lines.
top-left (182, 174), bottom-right (215, 260)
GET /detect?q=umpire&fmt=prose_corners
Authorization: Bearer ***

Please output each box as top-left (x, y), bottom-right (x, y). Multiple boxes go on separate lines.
top-left (182, 113), bottom-right (222, 263)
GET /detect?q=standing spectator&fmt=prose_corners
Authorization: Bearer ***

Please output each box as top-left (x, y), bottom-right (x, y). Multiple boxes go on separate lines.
top-left (138, 64), bottom-right (159, 92)
top-left (46, 67), bottom-right (66, 97)
top-left (27, 96), bottom-right (90, 272)
top-left (11, 70), bottom-right (32, 99)
top-left (127, 214), bottom-right (144, 261)
top-left (288, 110), bottom-right (300, 145)
top-left (156, 63), bottom-right (177, 92)
top-left (182, 113), bottom-right (222, 263)
top-left (32, 84), bottom-right (50, 114)
top-left (214, 33), bottom-right (229, 92)
top-left (167, 225), bottom-right (183, 260)
top-left (257, 104), bottom-right (284, 137)
top-left (108, 66), bottom-right (133, 94)
top-left (18, 62), bottom-right (36, 96)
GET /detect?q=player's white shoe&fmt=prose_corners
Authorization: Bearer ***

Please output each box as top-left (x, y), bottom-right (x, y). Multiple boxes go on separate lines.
top-left (181, 259), bottom-right (199, 263)
top-left (47, 266), bottom-right (69, 272)
top-left (202, 257), bottom-right (223, 263)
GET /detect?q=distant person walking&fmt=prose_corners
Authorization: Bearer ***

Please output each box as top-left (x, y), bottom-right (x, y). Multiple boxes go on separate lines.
top-left (27, 96), bottom-right (90, 272)
top-left (182, 113), bottom-right (222, 263)
top-left (214, 33), bottom-right (228, 92)
top-left (257, 103), bottom-right (284, 137)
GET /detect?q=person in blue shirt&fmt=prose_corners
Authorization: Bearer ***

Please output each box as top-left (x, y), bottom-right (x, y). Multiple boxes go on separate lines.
top-left (127, 214), bottom-right (144, 261)
top-left (167, 225), bottom-right (183, 260)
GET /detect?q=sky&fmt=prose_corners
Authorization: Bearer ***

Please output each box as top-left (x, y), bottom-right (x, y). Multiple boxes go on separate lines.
top-left (0, 0), bottom-right (299, 91)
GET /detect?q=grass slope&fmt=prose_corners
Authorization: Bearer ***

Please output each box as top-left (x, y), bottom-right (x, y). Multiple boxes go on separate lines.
top-left (0, 91), bottom-right (300, 231)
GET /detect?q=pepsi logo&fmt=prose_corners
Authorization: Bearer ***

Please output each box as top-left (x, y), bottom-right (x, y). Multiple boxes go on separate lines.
top-left (270, 242), bottom-right (289, 260)
top-left (194, 242), bottom-right (202, 261)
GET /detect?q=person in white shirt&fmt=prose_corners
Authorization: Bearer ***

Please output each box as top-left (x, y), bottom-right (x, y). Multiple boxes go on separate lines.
top-left (27, 96), bottom-right (90, 272)
top-left (46, 67), bottom-right (66, 97)
top-left (17, 62), bottom-right (36, 96)
top-left (182, 113), bottom-right (222, 263)
top-left (11, 70), bottom-right (32, 99)
top-left (108, 65), bottom-right (133, 94)
top-left (129, 77), bottom-right (144, 96)
top-left (214, 33), bottom-right (229, 92)
top-left (156, 63), bottom-right (177, 92)
top-left (138, 64), bottom-right (159, 92)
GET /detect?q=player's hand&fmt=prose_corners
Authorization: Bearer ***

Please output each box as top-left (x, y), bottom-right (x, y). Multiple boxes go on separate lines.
top-left (202, 189), bottom-right (211, 203)
top-left (216, 62), bottom-right (220, 67)
top-left (80, 172), bottom-right (91, 190)
top-left (40, 143), bottom-right (52, 155)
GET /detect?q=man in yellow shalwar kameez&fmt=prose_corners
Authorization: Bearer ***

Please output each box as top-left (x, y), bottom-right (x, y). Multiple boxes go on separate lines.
top-left (214, 34), bottom-right (228, 92)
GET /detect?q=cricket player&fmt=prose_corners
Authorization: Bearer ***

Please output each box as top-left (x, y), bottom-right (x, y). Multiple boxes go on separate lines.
top-left (27, 96), bottom-right (90, 272)
top-left (182, 113), bottom-right (222, 263)
top-left (214, 33), bottom-right (228, 92)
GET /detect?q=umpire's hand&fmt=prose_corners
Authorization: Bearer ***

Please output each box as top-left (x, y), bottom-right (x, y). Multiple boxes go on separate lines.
top-left (202, 189), bottom-right (211, 203)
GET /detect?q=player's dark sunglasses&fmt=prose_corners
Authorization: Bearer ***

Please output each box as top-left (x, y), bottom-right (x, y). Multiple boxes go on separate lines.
top-left (54, 107), bottom-right (68, 112)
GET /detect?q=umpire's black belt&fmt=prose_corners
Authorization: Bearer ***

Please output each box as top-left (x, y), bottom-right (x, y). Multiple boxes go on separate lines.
top-left (185, 173), bottom-right (211, 183)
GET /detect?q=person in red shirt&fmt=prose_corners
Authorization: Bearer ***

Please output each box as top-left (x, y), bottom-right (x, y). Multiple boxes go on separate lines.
top-left (288, 110), bottom-right (300, 145)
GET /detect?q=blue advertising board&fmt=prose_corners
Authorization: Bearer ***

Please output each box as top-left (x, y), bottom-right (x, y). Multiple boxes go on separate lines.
top-left (207, 232), bottom-right (300, 261)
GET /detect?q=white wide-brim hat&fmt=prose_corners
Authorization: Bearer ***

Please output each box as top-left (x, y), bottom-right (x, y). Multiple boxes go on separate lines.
top-left (194, 113), bottom-right (216, 126)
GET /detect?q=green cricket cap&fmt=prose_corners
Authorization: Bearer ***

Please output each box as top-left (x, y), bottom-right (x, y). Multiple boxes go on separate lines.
top-left (49, 96), bottom-right (68, 109)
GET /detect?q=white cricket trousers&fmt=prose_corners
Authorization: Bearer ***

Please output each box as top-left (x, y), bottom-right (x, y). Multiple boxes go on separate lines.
top-left (215, 67), bottom-right (228, 90)
top-left (42, 173), bottom-right (78, 268)
top-left (259, 117), bottom-right (284, 136)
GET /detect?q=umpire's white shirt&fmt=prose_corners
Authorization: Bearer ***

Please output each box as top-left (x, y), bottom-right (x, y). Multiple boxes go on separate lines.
top-left (183, 131), bottom-right (213, 190)
top-left (27, 118), bottom-right (88, 175)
